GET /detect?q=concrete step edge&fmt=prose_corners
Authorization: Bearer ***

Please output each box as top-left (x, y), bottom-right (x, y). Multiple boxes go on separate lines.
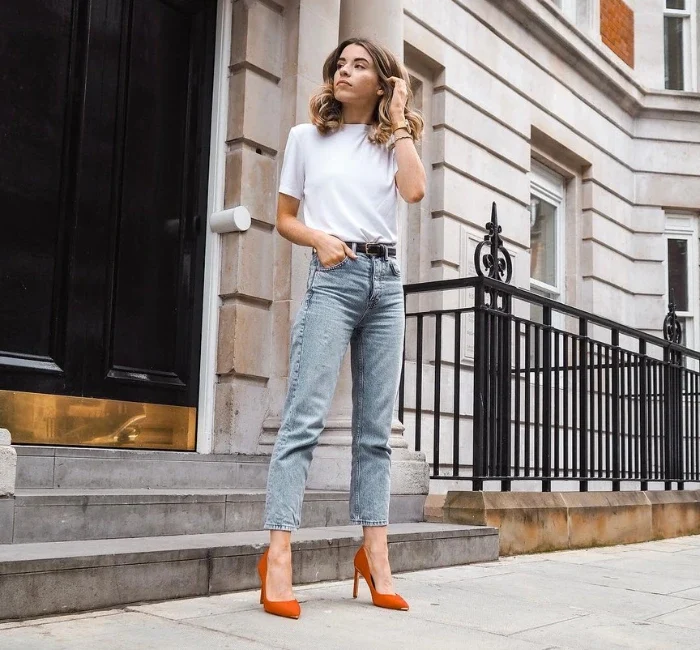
top-left (0, 523), bottom-right (500, 620)
top-left (0, 523), bottom-right (497, 569)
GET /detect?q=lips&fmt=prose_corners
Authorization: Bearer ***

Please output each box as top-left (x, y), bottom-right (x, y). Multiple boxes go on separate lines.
top-left (336, 81), bottom-right (351, 88)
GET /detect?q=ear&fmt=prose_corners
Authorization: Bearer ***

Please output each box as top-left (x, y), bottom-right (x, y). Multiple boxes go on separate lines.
top-left (377, 89), bottom-right (384, 95)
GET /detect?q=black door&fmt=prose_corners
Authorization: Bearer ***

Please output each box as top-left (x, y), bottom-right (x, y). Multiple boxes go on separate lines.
top-left (0, 0), bottom-right (215, 447)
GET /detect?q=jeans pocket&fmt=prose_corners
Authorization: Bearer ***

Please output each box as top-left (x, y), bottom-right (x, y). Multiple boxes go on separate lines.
top-left (318, 255), bottom-right (349, 271)
top-left (389, 259), bottom-right (401, 277)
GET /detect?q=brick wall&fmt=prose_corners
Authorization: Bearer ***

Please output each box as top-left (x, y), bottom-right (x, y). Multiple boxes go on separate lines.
top-left (600, 0), bottom-right (635, 68)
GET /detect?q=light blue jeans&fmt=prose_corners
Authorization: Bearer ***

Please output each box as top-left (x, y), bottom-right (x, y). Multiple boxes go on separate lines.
top-left (264, 251), bottom-right (405, 530)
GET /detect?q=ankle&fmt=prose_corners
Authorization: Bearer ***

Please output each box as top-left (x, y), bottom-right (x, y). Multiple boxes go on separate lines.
top-left (363, 542), bottom-right (388, 556)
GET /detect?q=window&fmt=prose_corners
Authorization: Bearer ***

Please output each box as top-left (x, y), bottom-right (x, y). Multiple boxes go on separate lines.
top-left (664, 0), bottom-right (697, 91)
top-left (665, 214), bottom-right (699, 351)
top-left (529, 162), bottom-right (566, 368)
top-left (530, 162), bottom-right (565, 303)
top-left (552, 0), bottom-right (596, 31)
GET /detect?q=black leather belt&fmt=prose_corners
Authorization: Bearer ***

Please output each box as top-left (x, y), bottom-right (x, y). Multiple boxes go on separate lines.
top-left (345, 242), bottom-right (397, 258)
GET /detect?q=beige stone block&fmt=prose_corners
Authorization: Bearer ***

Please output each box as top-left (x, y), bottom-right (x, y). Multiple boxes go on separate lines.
top-left (301, 0), bottom-right (340, 23)
top-left (442, 48), bottom-right (530, 138)
top-left (297, 8), bottom-right (338, 81)
top-left (443, 491), bottom-right (569, 555)
top-left (562, 491), bottom-right (653, 549)
top-left (636, 117), bottom-right (700, 144)
top-left (431, 215), bottom-right (462, 266)
top-left (583, 182), bottom-right (633, 230)
top-left (220, 227), bottom-right (273, 301)
top-left (224, 146), bottom-right (277, 226)
top-left (217, 301), bottom-right (271, 378)
top-left (227, 70), bottom-right (281, 150)
top-left (634, 232), bottom-right (665, 263)
top-left (233, 1), bottom-right (284, 78)
top-left (0, 429), bottom-right (16, 497)
top-left (423, 493), bottom-right (446, 522)
top-left (634, 139), bottom-right (700, 177)
top-left (636, 173), bottom-right (700, 212)
top-left (440, 90), bottom-right (531, 172)
top-left (435, 167), bottom-right (529, 246)
top-left (634, 294), bottom-right (667, 331)
top-left (294, 75), bottom-right (321, 124)
top-left (270, 299), bottom-right (293, 378)
top-left (646, 490), bottom-right (700, 540)
top-left (273, 233), bottom-right (292, 301)
top-left (213, 379), bottom-right (269, 455)
top-left (440, 130), bottom-right (530, 207)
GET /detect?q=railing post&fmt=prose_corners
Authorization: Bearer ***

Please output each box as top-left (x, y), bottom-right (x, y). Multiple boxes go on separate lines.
top-left (579, 318), bottom-right (589, 492)
top-left (542, 305), bottom-right (552, 493)
top-left (663, 300), bottom-right (683, 490)
top-left (472, 280), bottom-right (486, 492)
top-left (639, 340), bottom-right (649, 491)
top-left (499, 290), bottom-right (513, 492)
top-left (612, 329), bottom-right (621, 491)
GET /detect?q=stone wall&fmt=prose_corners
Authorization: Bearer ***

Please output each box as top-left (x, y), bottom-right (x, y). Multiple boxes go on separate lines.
top-left (211, 0), bottom-right (700, 488)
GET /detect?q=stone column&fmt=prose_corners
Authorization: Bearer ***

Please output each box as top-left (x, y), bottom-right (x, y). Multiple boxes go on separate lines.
top-left (339, 0), bottom-right (403, 57)
top-left (0, 429), bottom-right (16, 497)
top-left (0, 428), bottom-right (16, 544)
top-left (260, 0), bottom-right (427, 496)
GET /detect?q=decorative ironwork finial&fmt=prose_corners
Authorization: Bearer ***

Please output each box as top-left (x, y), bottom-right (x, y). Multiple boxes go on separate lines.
top-left (474, 202), bottom-right (513, 284)
top-left (663, 290), bottom-right (682, 344)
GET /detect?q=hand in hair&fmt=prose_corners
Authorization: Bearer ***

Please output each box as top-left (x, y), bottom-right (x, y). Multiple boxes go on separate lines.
top-left (387, 77), bottom-right (408, 122)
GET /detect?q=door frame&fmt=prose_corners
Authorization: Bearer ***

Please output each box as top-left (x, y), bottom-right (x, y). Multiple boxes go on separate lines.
top-left (197, 0), bottom-right (231, 454)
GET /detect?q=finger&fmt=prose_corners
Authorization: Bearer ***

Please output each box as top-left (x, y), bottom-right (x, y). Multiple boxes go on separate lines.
top-left (343, 243), bottom-right (358, 259)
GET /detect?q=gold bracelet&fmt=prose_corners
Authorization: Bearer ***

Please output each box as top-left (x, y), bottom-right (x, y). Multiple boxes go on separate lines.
top-left (394, 134), bottom-right (412, 143)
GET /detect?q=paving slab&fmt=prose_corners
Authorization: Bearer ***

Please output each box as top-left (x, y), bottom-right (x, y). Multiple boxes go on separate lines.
top-left (1, 535), bottom-right (698, 650)
top-left (514, 612), bottom-right (700, 650)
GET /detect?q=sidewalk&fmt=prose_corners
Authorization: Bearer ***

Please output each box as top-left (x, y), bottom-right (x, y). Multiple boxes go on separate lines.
top-left (1, 536), bottom-right (699, 650)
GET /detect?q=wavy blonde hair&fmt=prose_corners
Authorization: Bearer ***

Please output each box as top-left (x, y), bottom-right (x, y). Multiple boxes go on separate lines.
top-left (309, 37), bottom-right (424, 146)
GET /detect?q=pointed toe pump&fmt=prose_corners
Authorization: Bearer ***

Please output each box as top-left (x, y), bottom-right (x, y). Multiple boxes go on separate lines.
top-left (353, 546), bottom-right (409, 611)
top-left (257, 549), bottom-right (301, 619)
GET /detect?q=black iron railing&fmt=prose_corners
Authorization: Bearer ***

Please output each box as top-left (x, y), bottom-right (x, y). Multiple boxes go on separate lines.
top-left (399, 205), bottom-right (700, 492)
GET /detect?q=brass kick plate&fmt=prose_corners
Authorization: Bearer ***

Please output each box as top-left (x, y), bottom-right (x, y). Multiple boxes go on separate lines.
top-left (0, 389), bottom-right (196, 450)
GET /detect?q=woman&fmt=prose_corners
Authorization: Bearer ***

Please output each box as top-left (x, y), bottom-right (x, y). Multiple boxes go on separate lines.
top-left (258, 37), bottom-right (426, 619)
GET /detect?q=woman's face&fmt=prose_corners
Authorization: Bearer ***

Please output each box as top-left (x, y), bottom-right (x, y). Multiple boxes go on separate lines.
top-left (333, 43), bottom-right (382, 108)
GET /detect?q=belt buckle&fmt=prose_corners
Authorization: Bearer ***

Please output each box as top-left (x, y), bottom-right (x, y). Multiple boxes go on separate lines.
top-left (367, 243), bottom-right (388, 260)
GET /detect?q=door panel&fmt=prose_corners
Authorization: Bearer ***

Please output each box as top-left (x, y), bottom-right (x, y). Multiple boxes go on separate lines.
top-left (0, 0), bottom-right (87, 388)
top-left (87, 0), bottom-right (213, 405)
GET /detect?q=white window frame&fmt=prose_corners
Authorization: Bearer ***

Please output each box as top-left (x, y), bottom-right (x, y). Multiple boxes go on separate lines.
top-left (529, 161), bottom-right (566, 303)
top-left (665, 213), bottom-right (699, 352)
top-left (553, 0), bottom-right (597, 32)
top-left (664, 0), bottom-right (698, 92)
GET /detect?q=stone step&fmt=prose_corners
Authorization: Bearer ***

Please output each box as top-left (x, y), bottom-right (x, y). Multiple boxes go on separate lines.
top-left (15, 445), bottom-right (270, 490)
top-left (0, 522), bottom-right (499, 620)
top-left (4, 489), bottom-right (426, 544)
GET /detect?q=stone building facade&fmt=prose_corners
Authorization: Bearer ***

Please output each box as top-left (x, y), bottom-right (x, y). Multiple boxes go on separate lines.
top-left (202, 0), bottom-right (700, 492)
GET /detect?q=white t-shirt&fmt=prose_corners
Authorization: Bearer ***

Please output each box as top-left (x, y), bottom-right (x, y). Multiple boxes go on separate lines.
top-left (278, 123), bottom-right (399, 244)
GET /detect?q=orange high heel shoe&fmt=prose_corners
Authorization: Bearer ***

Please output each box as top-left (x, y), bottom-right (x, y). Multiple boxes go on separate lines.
top-left (257, 549), bottom-right (301, 619)
top-left (352, 546), bottom-right (409, 611)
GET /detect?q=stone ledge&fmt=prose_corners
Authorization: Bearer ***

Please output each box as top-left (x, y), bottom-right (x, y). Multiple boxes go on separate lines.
top-left (646, 489), bottom-right (700, 540)
top-left (441, 489), bottom-right (700, 555)
top-left (0, 523), bottom-right (498, 620)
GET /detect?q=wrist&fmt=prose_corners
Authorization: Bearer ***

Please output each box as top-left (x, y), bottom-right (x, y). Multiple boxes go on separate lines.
top-left (309, 230), bottom-right (323, 250)
top-left (390, 113), bottom-right (405, 126)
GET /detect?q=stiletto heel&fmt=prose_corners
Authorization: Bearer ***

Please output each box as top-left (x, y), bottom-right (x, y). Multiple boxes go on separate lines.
top-left (353, 568), bottom-right (359, 599)
top-left (257, 549), bottom-right (301, 619)
top-left (352, 546), bottom-right (409, 611)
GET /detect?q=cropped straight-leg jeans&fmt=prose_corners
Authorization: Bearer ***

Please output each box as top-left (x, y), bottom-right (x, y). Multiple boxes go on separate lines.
top-left (264, 251), bottom-right (405, 530)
